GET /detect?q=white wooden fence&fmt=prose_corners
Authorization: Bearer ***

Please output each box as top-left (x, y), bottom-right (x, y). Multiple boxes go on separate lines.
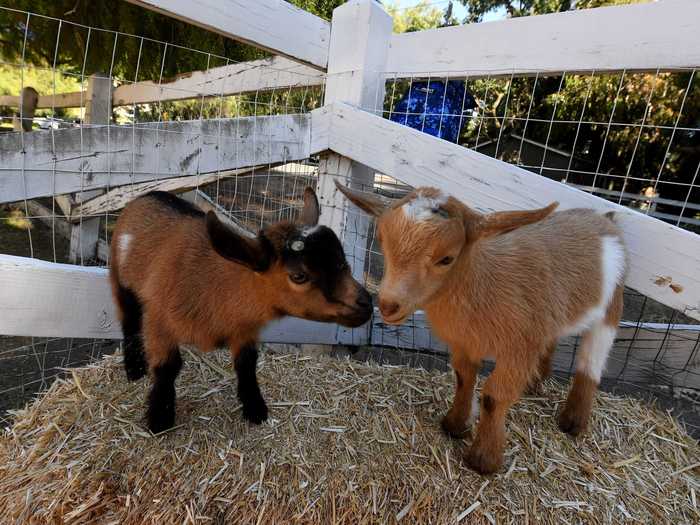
top-left (1, 0), bottom-right (699, 357)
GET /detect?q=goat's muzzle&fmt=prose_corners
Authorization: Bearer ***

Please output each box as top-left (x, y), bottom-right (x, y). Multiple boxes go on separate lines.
top-left (337, 287), bottom-right (373, 328)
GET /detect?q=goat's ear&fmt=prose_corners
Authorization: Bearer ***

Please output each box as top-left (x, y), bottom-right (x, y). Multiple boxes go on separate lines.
top-left (473, 202), bottom-right (559, 239)
top-left (206, 211), bottom-right (273, 272)
top-left (300, 186), bottom-right (320, 226)
top-left (334, 180), bottom-right (389, 217)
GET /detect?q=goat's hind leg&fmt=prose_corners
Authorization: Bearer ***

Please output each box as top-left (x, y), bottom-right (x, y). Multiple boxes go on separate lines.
top-left (559, 287), bottom-right (621, 436)
top-left (116, 285), bottom-right (147, 381)
top-left (143, 323), bottom-right (182, 433)
top-left (113, 284), bottom-right (146, 381)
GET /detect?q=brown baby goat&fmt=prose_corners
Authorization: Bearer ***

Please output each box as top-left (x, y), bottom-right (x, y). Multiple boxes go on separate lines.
top-left (110, 189), bottom-right (372, 433)
top-left (337, 183), bottom-right (627, 474)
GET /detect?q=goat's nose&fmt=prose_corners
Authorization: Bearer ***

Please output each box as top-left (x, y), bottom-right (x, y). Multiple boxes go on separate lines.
top-left (356, 288), bottom-right (372, 309)
top-left (379, 299), bottom-right (400, 318)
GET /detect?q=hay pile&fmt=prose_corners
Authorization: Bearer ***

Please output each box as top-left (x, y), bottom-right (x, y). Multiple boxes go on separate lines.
top-left (1, 349), bottom-right (698, 524)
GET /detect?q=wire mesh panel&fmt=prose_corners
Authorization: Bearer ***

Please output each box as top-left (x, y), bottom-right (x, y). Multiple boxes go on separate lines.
top-left (380, 70), bottom-right (700, 232)
top-left (0, 6), bottom-right (325, 424)
top-left (313, 67), bottom-right (700, 435)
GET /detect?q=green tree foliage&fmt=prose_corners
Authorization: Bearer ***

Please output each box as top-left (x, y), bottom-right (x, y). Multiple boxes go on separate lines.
top-left (289, 0), bottom-right (345, 19)
top-left (385, 1), bottom-right (443, 33)
top-left (0, 1), bottom-right (341, 81)
top-left (0, 1), bottom-right (265, 82)
top-left (454, 0), bottom-right (649, 23)
top-left (459, 72), bottom-right (698, 203)
top-left (424, 0), bottom-right (697, 228)
top-left (0, 1), bottom-right (334, 120)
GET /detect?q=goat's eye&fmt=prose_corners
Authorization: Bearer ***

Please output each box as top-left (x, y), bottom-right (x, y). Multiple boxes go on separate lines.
top-left (290, 272), bottom-right (309, 284)
top-left (437, 256), bottom-right (454, 266)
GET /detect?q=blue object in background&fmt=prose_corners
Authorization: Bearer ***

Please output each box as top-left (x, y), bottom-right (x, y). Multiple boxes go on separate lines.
top-left (389, 80), bottom-right (476, 143)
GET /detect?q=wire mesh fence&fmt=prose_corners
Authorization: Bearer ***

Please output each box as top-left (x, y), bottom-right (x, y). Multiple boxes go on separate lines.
top-left (376, 69), bottom-right (700, 232)
top-left (0, 6), bottom-right (325, 424)
top-left (325, 67), bottom-right (700, 435)
top-left (0, 7), bottom-right (699, 437)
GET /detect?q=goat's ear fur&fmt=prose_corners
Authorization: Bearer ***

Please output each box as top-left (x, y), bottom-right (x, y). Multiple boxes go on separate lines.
top-left (206, 211), bottom-right (273, 272)
top-left (473, 202), bottom-right (559, 239)
top-left (300, 187), bottom-right (320, 226)
top-left (334, 180), bottom-right (389, 217)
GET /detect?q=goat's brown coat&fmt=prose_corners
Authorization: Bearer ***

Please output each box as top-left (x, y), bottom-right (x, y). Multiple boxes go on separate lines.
top-left (110, 190), bottom-right (371, 433)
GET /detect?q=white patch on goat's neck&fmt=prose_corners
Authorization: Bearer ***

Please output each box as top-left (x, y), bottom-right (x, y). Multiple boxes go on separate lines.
top-left (563, 235), bottom-right (626, 336)
top-left (402, 190), bottom-right (448, 222)
top-left (118, 233), bottom-right (133, 266)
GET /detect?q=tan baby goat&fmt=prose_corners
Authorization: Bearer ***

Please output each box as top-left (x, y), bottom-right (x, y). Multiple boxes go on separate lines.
top-left (337, 182), bottom-right (627, 474)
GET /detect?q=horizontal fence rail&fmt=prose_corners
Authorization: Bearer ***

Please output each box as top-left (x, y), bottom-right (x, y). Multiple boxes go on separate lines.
top-left (321, 102), bottom-right (700, 322)
top-left (386, 0), bottom-right (700, 78)
top-left (0, 114), bottom-right (316, 203)
top-left (124, 0), bottom-right (331, 69)
top-left (0, 57), bottom-right (325, 109)
top-left (0, 254), bottom-right (338, 344)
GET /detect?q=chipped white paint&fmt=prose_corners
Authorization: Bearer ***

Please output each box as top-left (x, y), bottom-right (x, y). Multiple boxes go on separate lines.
top-left (317, 0), bottom-right (393, 346)
top-left (564, 235), bottom-right (626, 335)
top-left (118, 234), bottom-right (133, 267)
top-left (576, 324), bottom-right (617, 383)
top-left (1, 58), bottom-right (325, 110)
top-left (402, 190), bottom-right (448, 222)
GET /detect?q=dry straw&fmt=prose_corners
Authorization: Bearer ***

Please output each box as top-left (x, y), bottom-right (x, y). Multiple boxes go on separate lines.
top-left (0, 348), bottom-right (698, 524)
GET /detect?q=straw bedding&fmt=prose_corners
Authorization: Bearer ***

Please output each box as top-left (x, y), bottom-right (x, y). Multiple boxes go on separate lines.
top-left (0, 348), bottom-right (698, 524)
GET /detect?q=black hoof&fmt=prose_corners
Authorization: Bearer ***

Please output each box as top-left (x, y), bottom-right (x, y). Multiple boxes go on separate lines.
top-left (123, 342), bottom-right (147, 381)
top-left (125, 361), bottom-right (146, 381)
top-left (242, 397), bottom-right (268, 425)
top-left (147, 406), bottom-right (175, 434)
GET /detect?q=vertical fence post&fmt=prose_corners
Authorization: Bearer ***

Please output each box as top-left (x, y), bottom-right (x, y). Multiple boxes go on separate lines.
top-left (317, 0), bottom-right (392, 345)
top-left (13, 87), bottom-right (38, 132)
top-left (68, 73), bottom-right (112, 264)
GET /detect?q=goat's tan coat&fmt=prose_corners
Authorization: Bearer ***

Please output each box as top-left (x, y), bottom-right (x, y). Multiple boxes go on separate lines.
top-left (338, 184), bottom-right (627, 474)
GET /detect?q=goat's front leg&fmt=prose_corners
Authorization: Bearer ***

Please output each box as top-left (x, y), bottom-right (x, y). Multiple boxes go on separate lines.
top-left (231, 342), bottom-right (268, 424)
top-left (465, 351), bottom-right (537, 474)
top-left (441, 349), bottom-right (480, 438)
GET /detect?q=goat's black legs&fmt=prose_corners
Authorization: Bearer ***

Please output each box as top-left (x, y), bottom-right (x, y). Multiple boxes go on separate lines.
top-left (116, 285), bottom-right (147, 381)
top-left (234, 343), bottom-right (268, 424)
top-left (146, 349), bottom-right (183, 433)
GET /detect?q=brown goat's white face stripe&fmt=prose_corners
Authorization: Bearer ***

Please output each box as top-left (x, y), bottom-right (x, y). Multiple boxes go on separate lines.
top-left (401, 190), bottom-right (449, 222)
